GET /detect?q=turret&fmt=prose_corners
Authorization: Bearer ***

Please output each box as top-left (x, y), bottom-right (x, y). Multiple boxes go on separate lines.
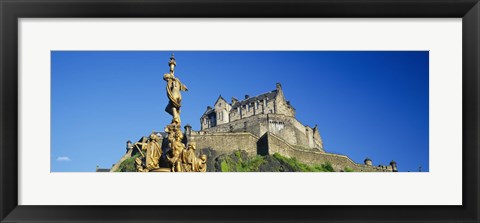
top-left (184, 124), bottom-right (192, 137)
top-left (364, 157), bottom-right (372, 166)
top-left (126, 140), bottom-right (132, 153)
top-left (390, 160), bottom-right (398, 172)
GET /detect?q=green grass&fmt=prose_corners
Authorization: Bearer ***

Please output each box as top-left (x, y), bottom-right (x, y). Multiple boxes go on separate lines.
top-left (116, 154), bottom-right (141, 172)
top-left (117, 150), bottom-right (340, 172)
top-left (272, 153), bottom-right (335, 172)
top-left (344, 167), bottom-right (354, 172)
top-left (220, 160), bottom-right (230, 172)
top-left (236, 155), bottom-right (265, 172)
top-left (220, 151), bottom-right (266, 172)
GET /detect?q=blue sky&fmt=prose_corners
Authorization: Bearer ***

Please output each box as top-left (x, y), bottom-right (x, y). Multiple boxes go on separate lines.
top-left (51, 51), bottom-right (429, 172)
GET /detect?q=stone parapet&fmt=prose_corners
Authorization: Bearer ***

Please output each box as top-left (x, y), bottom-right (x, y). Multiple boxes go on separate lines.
top-left (261, 132), bottom-right (393, 172)
top-left (188, 132), bottom-right (259, 157)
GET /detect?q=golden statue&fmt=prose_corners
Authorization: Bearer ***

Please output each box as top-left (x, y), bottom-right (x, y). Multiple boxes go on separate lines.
top-left (197, 154), bottom-right (207, 172)
top-left (166, 129), bottom-right (186, 172)
top-left (163, 54), bottom-right (188, 125)
top-left (182, 142), bottom-right (206, 172)
top-left (182, 142), bottom-right (196, 172)
top-left (134, 53), bottom-right (207, 172)
top-left (135, 133), bottom-right (162, 172)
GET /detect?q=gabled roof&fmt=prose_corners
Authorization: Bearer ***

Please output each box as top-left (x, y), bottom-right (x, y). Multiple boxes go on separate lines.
top-left (202, 106), bottom-right (215, 116)
top-left (231, 90), bottom-right (278, 109)
top-left (214, 95), bottom-right (228, 106)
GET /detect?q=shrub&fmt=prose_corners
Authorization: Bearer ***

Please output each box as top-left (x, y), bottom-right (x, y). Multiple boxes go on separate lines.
top-left (272, 153), bottom-right (335, 172)
top-left (344, 167), bottom-right (354, 172)
top-left (220, 160), bottom-right (230, 172)
top-left (116, 154), bottom-right (141, 172)
top-left (321, 162), bottom-right (335, 172)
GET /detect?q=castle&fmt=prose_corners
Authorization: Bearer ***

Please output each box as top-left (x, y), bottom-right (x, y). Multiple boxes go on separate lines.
top-left (199, 83), bottom-right (324, 153)
top-left (185, 83), bottom-right (397, 172)
top-left (111, 83), bottom-right (398, 172)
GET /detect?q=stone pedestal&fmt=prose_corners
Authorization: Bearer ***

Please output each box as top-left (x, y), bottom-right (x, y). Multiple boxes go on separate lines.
top-left (150, 167), bottom-right (171, 172)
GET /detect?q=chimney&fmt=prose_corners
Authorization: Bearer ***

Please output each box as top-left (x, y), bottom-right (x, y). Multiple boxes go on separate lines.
top-left (245, 95), bottom-right (250, 99)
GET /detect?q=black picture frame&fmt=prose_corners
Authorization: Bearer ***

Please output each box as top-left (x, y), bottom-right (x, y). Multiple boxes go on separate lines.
top-left (1, 0), bottom-right (479, 222)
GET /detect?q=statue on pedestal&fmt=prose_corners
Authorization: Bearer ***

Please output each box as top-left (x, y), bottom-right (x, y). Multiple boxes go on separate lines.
top-left (135, 53), bottom-right (207, 172)
top-left (134, 133), bottom-right (162, 172)
top-left (163, 54), bottom-right (188, 125)
top-left (182, 142), bottom-right (207, 172)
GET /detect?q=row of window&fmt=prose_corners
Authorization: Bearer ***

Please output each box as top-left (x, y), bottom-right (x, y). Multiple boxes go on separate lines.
top-left (233, 99), bottom-right (270, 114)
top-left (269, 121), bottom-right (285, 125)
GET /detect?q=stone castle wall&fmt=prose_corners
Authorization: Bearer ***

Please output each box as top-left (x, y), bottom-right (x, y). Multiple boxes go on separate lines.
top-left (188, 132), bottom-right (259, 157)
top-left (198, 114), bottom-right (323, 152)
top-left (187, 131), bottom-right (392, 172)
top-left (260, 132), bottom-right (392, 172)
top-left (114, 130), bottom-right (393, 172)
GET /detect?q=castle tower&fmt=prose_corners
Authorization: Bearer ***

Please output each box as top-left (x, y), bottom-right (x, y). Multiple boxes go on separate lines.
top-left (184, 124), bottom-right (192, 137)
top-left (364, 158), bottom-right (373, 166)
top-left (126, 140), bottom-right (132, 152)
top-left (390, 160), bottom-right (398, 172)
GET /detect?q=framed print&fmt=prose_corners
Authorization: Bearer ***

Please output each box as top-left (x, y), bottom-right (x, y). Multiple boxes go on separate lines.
top-left (1, 0), bottom-right (479, 222)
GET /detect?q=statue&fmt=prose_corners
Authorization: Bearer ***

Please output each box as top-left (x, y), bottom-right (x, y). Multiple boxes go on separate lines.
top-left (197, 154), bottom-right (207, 172)
top-left (182, 142), bottom-right (206, 172)
top-left (166, 129), bottom-right (186, 172)
top-left (134, 53), bottom-right (207, 172)
top-left (135, 133), bottom-right (162, 172)
top-left (182, 142), bottom-right (196, 172)
top-left (163, 54), bottom-right (188, 125)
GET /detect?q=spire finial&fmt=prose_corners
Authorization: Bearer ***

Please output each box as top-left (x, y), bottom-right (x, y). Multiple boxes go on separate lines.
top-left (168, 53), bottom-right (176, 74)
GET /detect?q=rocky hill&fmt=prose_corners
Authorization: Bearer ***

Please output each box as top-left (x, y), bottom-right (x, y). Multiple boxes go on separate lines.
top-left (115, 149), bottom-right (342, 172)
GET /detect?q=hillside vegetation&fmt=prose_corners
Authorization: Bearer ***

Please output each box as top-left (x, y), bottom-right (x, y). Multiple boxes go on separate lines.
top-left (115, 150), bottom-right (335, 172)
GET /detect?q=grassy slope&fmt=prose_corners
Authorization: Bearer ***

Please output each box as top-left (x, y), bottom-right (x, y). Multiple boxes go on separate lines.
top-left (116, 150), bottom-right (337, 172)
